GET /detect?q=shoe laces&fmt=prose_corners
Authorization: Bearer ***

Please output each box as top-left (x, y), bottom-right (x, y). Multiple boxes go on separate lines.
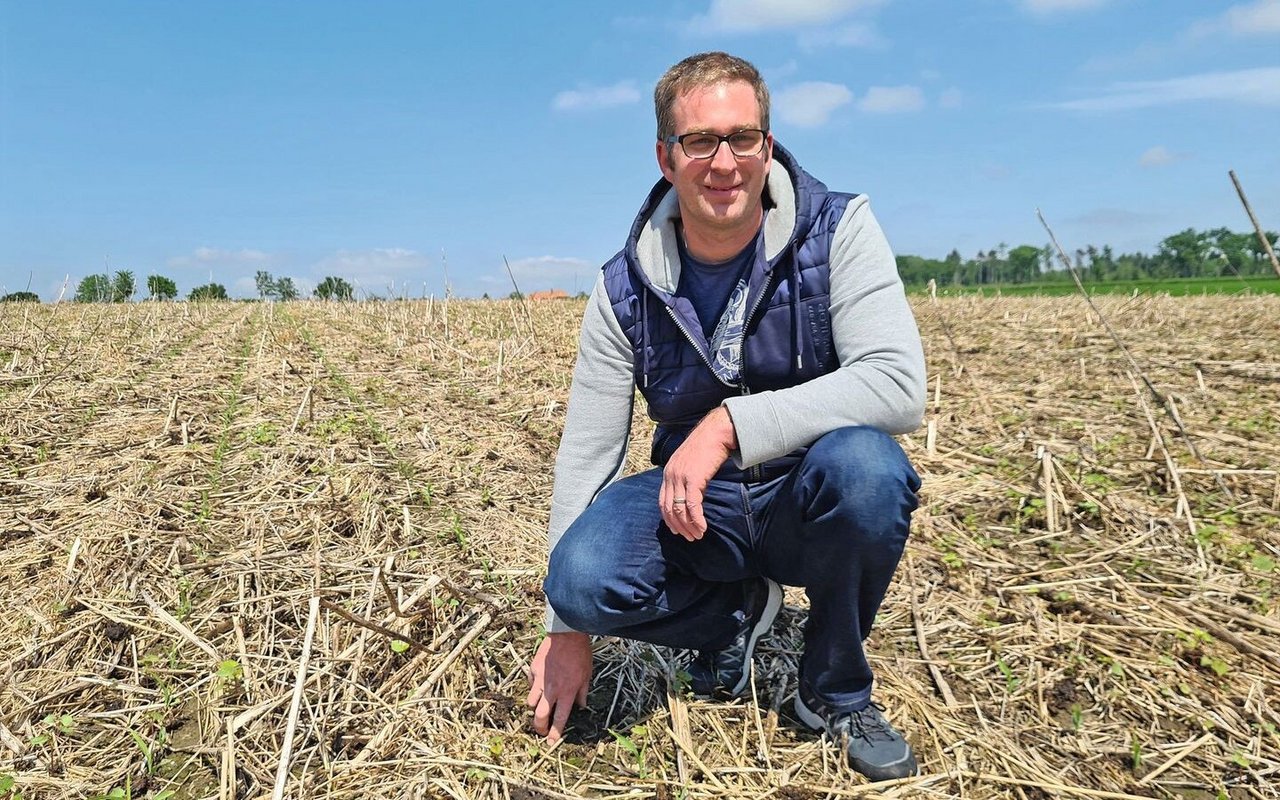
top-left (834, 702), bottom-right (895, 744)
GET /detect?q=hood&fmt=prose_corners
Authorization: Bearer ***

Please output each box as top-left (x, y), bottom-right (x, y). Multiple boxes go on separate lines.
top-left (623, 142), bottom-right (827, 296)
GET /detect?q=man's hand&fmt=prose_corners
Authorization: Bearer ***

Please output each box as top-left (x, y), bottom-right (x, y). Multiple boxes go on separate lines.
top-left (526, 631), bottom-right (592, 742)
top-left (660, 406), bottom-right (738, 541)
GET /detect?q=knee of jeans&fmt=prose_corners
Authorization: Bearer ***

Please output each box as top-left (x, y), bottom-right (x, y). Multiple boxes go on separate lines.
top-left (545, 535), bottom-right (628, 634)
top-left (802, 426), bottom-right (920, 529)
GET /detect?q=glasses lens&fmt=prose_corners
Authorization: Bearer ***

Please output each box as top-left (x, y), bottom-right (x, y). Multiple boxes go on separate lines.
top-left (681, 134), bottom-right (721, 159)
top-left (728, 130), bottom-right (764, 156)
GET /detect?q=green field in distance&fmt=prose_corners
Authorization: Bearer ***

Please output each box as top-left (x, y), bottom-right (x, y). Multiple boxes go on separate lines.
top-left (912, 275), bottom-right (1280, 297)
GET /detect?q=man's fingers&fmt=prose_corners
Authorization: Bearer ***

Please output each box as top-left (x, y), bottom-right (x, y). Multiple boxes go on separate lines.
top-left (660, 469), bottom-right (696, 540)
top-left (548, 693), bottom-right (574, 742)
top-left (685, 486), bottom-right (707, 538)
top-left (532, 694), bottom-right (552, 737)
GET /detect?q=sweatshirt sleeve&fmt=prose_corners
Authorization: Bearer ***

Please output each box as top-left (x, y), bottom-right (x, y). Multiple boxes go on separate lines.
top-left (721, 195), bottom-right (926, 468)
top-left (543, 272), bottom-right (636, 634)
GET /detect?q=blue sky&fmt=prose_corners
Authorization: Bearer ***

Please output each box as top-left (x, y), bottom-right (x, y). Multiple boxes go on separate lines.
top-left (2, 1), bottom-right (1277, 300)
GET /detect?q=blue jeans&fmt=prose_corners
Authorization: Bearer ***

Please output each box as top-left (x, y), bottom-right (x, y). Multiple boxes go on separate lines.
top-left (545, 425), bottom-right (920, 714)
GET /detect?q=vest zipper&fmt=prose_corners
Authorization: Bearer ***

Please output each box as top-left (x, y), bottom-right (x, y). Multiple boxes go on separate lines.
top-left (665, 306), bottom-right (734, 388)
top-left (738, 260), bottom-right (786, 484)
top-left (663, 264), bottom-right (777, 483)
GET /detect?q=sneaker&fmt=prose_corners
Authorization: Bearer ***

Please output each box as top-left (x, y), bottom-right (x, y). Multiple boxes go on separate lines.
top-left (686, 578), bottom-right (783, 699)
top-left (795, 684), bottom-right (919, 781)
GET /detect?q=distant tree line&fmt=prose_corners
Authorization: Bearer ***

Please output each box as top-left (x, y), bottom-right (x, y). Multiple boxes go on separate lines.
top-left (49, 270), bottom-right (358, 303)
top-left (897, 227), bottom-right (1279, 288)
top-left (15, 227), bottom-right (1274, 303)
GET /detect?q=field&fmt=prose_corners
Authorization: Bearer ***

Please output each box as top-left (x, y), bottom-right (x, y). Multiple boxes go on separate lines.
top-left (920, 276), bottom-right (1280, 297)
top-left (1, 294), bottom-right (1278, 799)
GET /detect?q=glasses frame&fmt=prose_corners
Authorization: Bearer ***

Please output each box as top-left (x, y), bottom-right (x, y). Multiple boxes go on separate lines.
top-left (664, 128), bottom-right (769, 160)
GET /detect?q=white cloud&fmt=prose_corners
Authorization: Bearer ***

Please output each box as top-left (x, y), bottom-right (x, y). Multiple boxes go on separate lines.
top-left (1020, 0), bottom-right (1110, 13)
top-left (938, 87), bottom-right (964, 109)
top-left (775, 82), bottom-right (854, 127)
top-left (798, 22), bottom-right (884, 50)
top-left (483, 256), bottom-right (594, 293)
top-left (1050, 67), bottom-right (1280, 110)
top-left (553, 81), bottom-right (642, 112)
top-left (1190, 0), bottom-right (1280, 37)
top-left (167, 247), bottom-right (270, 268)
top-left (690, 0), bottom-right (884, 33)
top-left (857, 85), bottom-right (925, 113)
top-left (308, 248), bottom-right (439, 298)
top-left (1223, 0), bottom-right (1280, 32)
top-left (1139, 145), bottom-right (1189, 167)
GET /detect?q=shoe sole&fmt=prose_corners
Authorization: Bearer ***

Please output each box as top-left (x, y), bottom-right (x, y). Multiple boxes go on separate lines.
top-left (727, 579), bottom-right (783, 698)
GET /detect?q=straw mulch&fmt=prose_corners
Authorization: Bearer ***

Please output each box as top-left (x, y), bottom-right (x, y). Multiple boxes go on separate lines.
top-left (1, 293), bottom-right (1277, 799)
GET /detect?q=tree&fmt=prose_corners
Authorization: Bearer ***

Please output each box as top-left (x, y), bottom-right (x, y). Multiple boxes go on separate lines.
top-left (112, 270), bottom-right (135, 302)
top-left (314, 276), bottom-right (353, 301)
top-left (1157, 228), bottom-right (1210, 278)
top-left (275, 277), bottom-right (299, 301)
top-left (1, 291), bottom-right (39, 302)
top-left (188, 282), bottom-right (228, 301)
top-left (75, 273), bottom-right (114, 303)
top-left (255, 270), bottom-right (275, 299)
top-left (147, 275), bottom-right (178, 301)
top-left (1007, 245), bottom-right (1041, 284)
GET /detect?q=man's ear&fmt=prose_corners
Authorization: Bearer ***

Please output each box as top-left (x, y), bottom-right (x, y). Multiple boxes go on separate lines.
top-left (656, 140), bottom-right (676, 182)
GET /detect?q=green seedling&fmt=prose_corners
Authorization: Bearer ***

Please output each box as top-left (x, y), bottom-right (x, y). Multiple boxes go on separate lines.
top-left (1200, 654), bottom-right (1230, 677)
top-left (996, 658), bottom-right (1019, 693)
top-left (0, 774), bottom-right (21, 800)
top-left (609, 726), bottom-right (649, 778)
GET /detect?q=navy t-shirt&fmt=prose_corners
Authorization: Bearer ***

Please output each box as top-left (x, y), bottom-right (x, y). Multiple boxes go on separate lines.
top-left (675, 228), bottom-right (758, 339)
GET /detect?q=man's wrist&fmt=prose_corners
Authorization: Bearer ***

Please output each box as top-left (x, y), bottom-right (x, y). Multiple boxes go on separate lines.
top-left (708, 405), bottom-right (739, 450)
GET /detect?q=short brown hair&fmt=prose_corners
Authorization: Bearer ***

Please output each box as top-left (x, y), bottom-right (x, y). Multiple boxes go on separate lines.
top-left (654, 52), bottom-right (770, 142)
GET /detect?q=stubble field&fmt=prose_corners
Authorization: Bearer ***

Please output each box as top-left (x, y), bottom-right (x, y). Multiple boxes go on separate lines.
top-left (1, 294), bottom-right (1277, 799)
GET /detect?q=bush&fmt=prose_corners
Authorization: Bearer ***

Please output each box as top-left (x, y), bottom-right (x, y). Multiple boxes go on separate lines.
top-left (314, 276), bottom-right (354, 301)
top-left (1, 291), bottom-right (40, 302)
top-left (74, 274), bottom-right (114, 303)
top-left (147, 275), bottom-right (178, 301)
top-left (74, 271), bottom-right (136, 302)
top-left (188, 283), bottom-right (228, 301)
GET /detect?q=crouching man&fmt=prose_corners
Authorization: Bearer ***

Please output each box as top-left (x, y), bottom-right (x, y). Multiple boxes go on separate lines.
top-left (526, 51), bottom-right (927, 781)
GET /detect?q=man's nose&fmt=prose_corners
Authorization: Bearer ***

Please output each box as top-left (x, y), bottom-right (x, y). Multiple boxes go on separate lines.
top-left (708, 139), bottom-right (737, 170)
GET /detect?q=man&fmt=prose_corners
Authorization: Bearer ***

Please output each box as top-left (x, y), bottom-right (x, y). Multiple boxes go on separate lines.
top-left (525, 52), bottom-right (926, 781)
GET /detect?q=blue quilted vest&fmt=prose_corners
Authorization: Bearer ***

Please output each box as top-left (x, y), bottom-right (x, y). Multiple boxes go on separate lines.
top-left (602, 144), bottom-right (855, 480)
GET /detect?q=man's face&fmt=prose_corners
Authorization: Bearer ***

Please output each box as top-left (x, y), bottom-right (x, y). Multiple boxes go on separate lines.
top-left (657, 80), bottom-right (773, 242)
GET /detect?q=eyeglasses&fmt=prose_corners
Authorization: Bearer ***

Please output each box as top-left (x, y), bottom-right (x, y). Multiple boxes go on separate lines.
top-left (664, 129), bottom-right (768, 160)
